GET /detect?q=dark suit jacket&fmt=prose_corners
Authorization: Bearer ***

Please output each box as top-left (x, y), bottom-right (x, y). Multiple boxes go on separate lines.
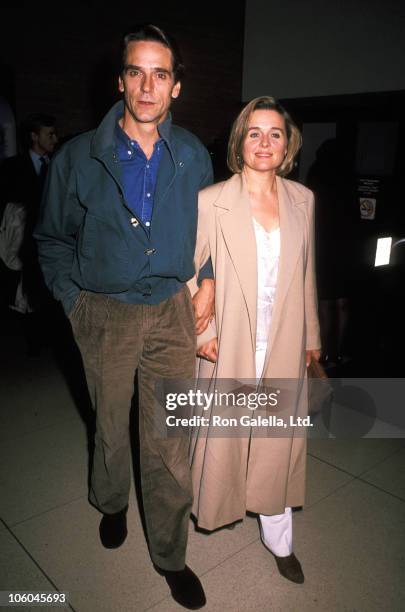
top-left (0, 152), bottom-right (42, 211)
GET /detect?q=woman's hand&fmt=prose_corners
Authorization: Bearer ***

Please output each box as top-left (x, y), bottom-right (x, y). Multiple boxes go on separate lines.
top-left (192, 279), bottom-right (215, 335)
top-left (306, 349), bottom-right (321, 367)
top-left (197, 338), bottom-right (218, 363)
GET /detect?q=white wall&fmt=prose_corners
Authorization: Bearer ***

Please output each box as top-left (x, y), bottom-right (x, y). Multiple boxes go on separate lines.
top-left (243, 0), bottom-right (405, 100)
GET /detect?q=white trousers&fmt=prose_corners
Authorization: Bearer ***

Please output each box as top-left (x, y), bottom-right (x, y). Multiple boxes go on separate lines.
top-left (259, 507), bottom-right (293, 557)
top-left (256, 348), bottom-right (293, 557)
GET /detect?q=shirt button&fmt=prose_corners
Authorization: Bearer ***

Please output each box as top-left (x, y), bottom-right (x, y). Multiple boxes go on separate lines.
top-left (145, 221), bottom-right (151, 227)
top-left (146, 193), bottom-right (151, 198)
top-left (144, 248), bottom-right (156, 255)
top-left (146, 164), bottom-right (150, 169)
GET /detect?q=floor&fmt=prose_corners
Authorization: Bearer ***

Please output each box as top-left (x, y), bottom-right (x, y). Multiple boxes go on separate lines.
top-left (1, 307), bottom-right (404, 612)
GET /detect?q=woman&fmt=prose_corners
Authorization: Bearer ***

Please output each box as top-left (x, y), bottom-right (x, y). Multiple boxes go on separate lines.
top-left (190, 96), bottom-right (321, 583)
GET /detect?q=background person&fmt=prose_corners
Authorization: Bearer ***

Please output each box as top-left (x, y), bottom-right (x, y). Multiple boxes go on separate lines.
top-left (0, 112), bottom-right (58, 353)
top-left (190, 96), bottom-right (321, 585)
top-left (1, 112), bottom-right (58, 210)
top-left (306, 138), bottom-right (356, 368)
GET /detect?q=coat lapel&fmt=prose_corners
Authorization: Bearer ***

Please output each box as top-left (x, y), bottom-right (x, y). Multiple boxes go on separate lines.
top-left (264, 176), bottom-right (305, 366)
top-left (215, 174), bottom-right (257, 352)
top-left (212, 174), bottom-right (306, 365)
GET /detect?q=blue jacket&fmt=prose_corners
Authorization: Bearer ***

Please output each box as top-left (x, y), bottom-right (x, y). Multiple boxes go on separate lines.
top-left (34, 101), bottom-right (213, 314)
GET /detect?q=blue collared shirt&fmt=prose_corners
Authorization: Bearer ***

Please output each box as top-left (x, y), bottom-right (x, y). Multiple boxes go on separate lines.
top-left (35, 101), bottom-right (215, 314)
top-left (115, 122), bottom-right (164, 229)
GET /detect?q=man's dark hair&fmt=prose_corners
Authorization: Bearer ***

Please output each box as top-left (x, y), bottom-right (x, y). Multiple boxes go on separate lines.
top-left (120, 24), bottom-right (184, 83)
top-left (20, 113), bottom-right (56, 149)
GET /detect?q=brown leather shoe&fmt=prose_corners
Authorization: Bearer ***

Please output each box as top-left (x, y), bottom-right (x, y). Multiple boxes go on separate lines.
top-left (99, 505), bottom-right (128, 549)
top-left (274, 553), bottom-right (304, 584)
top-left (155, 564), bottom-right (206, 609)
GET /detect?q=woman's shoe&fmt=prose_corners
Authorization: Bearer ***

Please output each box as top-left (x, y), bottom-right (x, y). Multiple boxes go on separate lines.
top-left (274, 553), bottom-right (304, 583)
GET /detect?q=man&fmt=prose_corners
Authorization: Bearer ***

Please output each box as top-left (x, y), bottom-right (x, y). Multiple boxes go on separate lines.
top-left (35, 25), bottom-right (213, 610)
top-left (24, 113), bottom-right (58, 190)
top-left (0, 113), bottom-right (57, 343)
top-left (0, 112), bottom-right (58, 222)
top-left (1, 113), bottom-right (58, 204)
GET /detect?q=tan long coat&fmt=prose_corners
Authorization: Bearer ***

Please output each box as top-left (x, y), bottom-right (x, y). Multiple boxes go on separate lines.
top-left (189, 173), bottom-right (320, 531)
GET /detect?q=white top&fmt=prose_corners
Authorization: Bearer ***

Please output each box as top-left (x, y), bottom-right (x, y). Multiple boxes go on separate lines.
top-left (253, 217), bottom-right (280, 377)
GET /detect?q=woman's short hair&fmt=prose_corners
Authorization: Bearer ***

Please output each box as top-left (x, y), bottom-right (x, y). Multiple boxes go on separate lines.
top-left (227, 96), bottom-right (302, 176)
top-left (120, 24), bottom-right (184, 83)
